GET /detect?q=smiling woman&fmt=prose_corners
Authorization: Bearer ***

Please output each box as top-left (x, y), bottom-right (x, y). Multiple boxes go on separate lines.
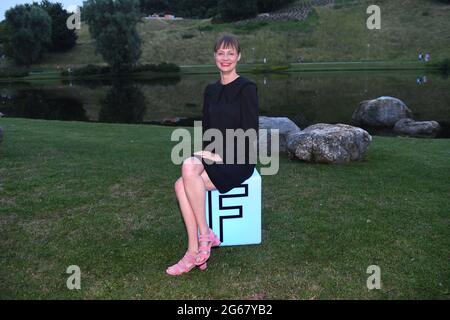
top-left (213, 34), bottom-right (241, 76)
top-left (166, 33), bottom-right (259, 276)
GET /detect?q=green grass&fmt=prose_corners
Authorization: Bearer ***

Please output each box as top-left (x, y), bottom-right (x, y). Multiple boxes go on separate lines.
top-left (0, 118), bottom-right (449, 299)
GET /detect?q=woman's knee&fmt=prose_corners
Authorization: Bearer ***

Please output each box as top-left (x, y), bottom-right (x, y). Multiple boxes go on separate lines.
top-left (174, 177), bottom-right (184, 194)
top-left (181, 157), bottom-right (202, 178)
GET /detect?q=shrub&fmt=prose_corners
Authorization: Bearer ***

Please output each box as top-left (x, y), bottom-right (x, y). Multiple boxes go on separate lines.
top-left (61, 62), bottom-right (180, 77)
top-left (61, 64), bottom-right (110, 76)
top-left (0, 67), bottom-right (29, 78)
top-left (182, 33), bottom-right (195, 39)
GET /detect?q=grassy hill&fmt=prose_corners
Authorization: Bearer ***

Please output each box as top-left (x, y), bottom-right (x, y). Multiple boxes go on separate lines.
top-left (2, 0), bottom-right (450, 69)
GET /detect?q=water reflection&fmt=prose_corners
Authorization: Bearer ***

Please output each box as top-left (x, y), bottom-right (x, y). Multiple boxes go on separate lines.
top-left (1, 71), bottom-right (449, 137)
top-left (98, 80), bottom-right (146, 123)
top-left (0, 87), bottom-right (87, 121)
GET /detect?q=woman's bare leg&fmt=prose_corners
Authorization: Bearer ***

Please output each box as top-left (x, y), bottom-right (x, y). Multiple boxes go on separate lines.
top-left (167, 157), bottom-right (217, 274)
top-left (174, 157), bottom-right (216, 251)
top-left (174, 177), bottom-right (200, 254)
top-left (181, 157), bottom-right (212, 236)
top-left (181, 157), bottom-right (219, 265)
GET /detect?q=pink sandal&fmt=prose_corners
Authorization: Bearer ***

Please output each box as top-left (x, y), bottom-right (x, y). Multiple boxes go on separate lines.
top-left (166, 252), bottom-right (207, 276)
top-left (195, 229), bottom-right (221, 266)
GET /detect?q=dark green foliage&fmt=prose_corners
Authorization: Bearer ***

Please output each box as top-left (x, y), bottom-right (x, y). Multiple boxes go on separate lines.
top-left (218, 0), bottom-right (258, 22)
top-left (0, 21), bottom-right (9, 48)
top-left (173, 0), bottom-right (218, 18)
top-left (256, 0), bottom-right (295, 12)
top-left (38, 0), bottom-right (77, 52)
top-left (138, 0), bottom-right (298, 19)
top-left (4, 4), bottom-right (52, 65)
top-left (139, 0), bottom-right (218, 18)
top-left (139, 0), bottom-right (170, 14)
top-left (438, 58), bottom-right (450, 74)
top-left (60, 63), bottom-right (111, 76)
top-left (181, 33), bottom-right (195, 39)
top-left (427, 58), bottom-right (450, 77)
top-left (61, 62), bottom-right (179, 76)
top-left (83, 0), bottom-right (143, 74)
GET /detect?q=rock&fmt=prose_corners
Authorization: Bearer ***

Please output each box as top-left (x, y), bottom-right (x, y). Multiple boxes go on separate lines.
top-left (352, 96), bottom-right (413, 127)
top-left (286, 123), bottom-right (372, 163)
top-left (394, 118), bottom-right (441, 138)
top-left (259, 116), bottom-right (301, 154)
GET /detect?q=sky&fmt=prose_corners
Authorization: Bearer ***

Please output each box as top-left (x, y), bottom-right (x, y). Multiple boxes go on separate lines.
top-left (0, 0), bottom-right (84, 21)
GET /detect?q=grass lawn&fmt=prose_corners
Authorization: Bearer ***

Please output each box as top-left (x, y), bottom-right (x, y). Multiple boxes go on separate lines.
top-left (0, 118), bottom-right (449, 299)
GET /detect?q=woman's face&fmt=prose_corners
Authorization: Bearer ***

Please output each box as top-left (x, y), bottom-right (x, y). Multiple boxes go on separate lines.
top-left (214, 44), bottom-right (240, 73)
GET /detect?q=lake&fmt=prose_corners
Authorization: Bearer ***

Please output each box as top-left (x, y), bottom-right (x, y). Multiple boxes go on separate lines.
top-left (1, 70), bottom-right (449, 137)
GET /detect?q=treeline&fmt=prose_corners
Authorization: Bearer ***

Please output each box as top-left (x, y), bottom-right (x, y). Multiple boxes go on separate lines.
top-left (1, 0), bottom-right (77, 65)
top-left (0, 0), bottom-right (299, 69)
top-left (139, 0), bottom-right (296, 21)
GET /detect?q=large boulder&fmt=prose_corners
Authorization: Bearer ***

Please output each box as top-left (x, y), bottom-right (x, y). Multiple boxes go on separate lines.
top-left (352, 96), bottom-right (413, 127)
top-left (286, 123), bottom-right (372, 164)
top-left (394, 118), bottom-right (441, 138)
top-left (259, 116), bottom-right (301, 154)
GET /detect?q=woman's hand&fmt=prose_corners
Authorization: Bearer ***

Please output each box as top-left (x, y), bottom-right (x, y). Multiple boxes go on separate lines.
top-left (193, 150), bottom-right (223, 163)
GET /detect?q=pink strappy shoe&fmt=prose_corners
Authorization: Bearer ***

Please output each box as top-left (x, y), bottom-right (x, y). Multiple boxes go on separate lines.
top-left (195, 228), bottom-right (221, 266)
top-left (166, 251), bottom-right (207, 276)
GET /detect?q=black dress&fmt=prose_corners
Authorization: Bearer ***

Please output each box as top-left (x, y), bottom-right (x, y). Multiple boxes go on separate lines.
top-left (196, 75), bottom-right (259, 194)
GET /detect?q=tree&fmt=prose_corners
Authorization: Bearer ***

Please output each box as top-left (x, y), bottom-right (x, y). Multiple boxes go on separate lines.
top-left (0, 21), bottom-right (9, 55)
top-left (218, 0), bottom-right (258, 22)
top-left (38, 0), bottom-right (78, 52)
top-left (257, 0), bottom-right (295, 13)
top-left (83, 0), bottom-right (142, 73)
top-left (172, 0), bottom-right (218, 18)
top-left (139, 0), bottom-right (218, 19)
top-left (139, 0), bottom-right (170, 15)
top-left (4, 4), bottom-right (52, 65)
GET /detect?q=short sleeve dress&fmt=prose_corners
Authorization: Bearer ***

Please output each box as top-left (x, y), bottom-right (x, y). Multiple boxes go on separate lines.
top-left (196, 75), bottom-right (259, 194)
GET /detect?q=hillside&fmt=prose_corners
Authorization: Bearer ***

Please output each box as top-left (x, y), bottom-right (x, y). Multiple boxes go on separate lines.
top-left (2, 0), bottom-right (450, 69)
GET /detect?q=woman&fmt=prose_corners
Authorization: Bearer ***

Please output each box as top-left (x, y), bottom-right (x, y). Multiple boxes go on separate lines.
top-left (166, 34), bottom-right (259, 276)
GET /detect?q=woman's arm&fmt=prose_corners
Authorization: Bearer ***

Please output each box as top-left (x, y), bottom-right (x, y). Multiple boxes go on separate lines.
top-left (240, 82), bottom-right (259, 132)
top-left (197, 85), bottom-right (223, 163)
top-left (202, 86), bottom-right (210, 151)
top-left (239, 82), bottom-right (259, 164)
